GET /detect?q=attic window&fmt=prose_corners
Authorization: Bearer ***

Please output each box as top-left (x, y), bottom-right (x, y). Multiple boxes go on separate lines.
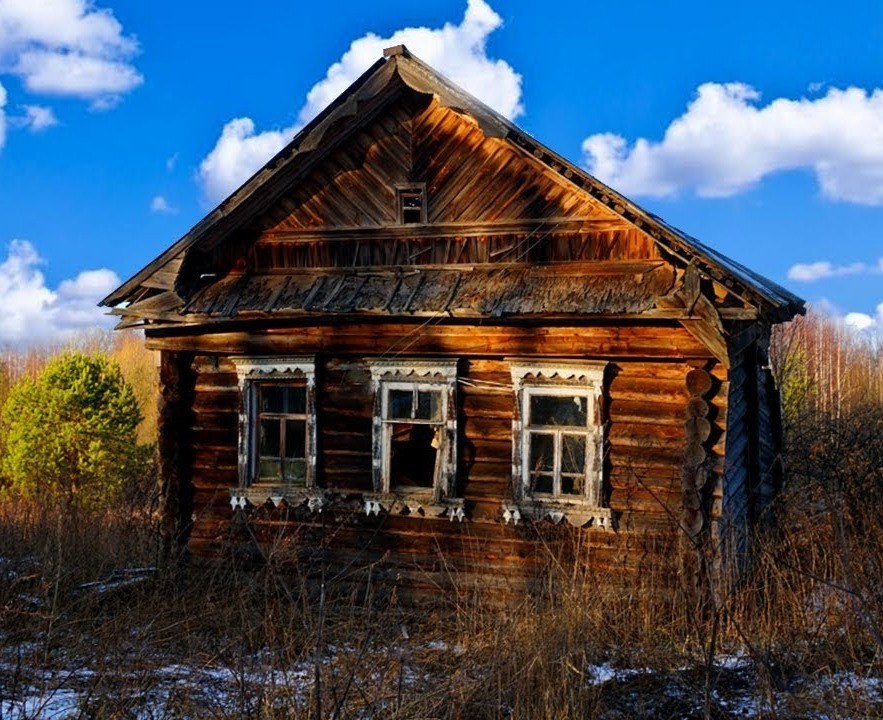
top-left (396, 184), bottom-right (426, 224)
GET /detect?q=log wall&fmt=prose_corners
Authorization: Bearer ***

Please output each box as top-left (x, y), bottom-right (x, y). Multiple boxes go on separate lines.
top-left (150, 321), bottom-right (728, 601)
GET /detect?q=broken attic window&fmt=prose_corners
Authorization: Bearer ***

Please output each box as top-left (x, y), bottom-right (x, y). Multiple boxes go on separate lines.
top-left (396, 185), bottom-right (426, 224)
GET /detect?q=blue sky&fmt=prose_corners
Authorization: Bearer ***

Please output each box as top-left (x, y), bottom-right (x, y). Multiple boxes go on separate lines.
top-left (0, 0), bottom-right (880, 343)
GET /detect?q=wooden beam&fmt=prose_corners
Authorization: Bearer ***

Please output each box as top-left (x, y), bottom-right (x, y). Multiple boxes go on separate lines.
top-left (259, 217), bottom-right (629, 244)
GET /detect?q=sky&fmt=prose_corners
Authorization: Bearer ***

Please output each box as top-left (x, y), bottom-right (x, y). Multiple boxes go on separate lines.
top-left (0, 0), bottom-right (880, 344)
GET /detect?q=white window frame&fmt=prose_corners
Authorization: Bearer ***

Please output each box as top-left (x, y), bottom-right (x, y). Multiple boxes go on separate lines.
top-left (509, 359), bottom-right (610, 526)
top-left (367, 358), bottom-right (458, 502)
top-left (232, 356), bottom-right (317, 495)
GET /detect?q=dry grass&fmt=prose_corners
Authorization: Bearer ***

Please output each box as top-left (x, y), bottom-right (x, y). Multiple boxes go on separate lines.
top-left (2, 423), bottom-right (882, 720)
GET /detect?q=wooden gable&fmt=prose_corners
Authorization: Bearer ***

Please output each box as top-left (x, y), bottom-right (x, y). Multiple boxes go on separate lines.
top-left (103, 47), bottom-right (802, 339)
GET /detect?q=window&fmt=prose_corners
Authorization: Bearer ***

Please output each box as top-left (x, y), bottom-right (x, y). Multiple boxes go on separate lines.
top-left (255, 384), bottom-right (308, 485)
top-left (367, 359), bottom-right (457, 502)
top-left (395, 184), bottom-right (426, 224)
top-left (231, 356), bottom-right (317, 503)
top-left (508, 359), bottom-right (611, 528)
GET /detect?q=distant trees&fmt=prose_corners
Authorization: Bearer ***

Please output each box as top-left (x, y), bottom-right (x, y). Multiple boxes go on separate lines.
top-left (1, 351), bottom-right (143, 507)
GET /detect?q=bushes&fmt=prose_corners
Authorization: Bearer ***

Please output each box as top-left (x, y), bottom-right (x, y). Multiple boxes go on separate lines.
top-left (1, 351), bottom-right (143, 508)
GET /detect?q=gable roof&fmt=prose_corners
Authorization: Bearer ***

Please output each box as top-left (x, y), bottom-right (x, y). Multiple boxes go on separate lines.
top-left (102, 46), bottom-right (803, 323)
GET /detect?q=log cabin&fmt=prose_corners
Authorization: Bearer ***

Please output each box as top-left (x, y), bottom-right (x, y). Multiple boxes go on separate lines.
top-left (102, 46), bottom-right (804, 602)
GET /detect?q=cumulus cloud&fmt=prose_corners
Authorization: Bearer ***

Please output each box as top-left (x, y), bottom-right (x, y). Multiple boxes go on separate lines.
top-left (10, 103), bottom-right (57, 131)
top-left (582, 83), bottom-right (883, 205)
top-left (149, 195), bottom-right (175, 214)
top-left (0, 239), bottom-right (119, 345)
top-left (787, 260), bottom-right (868, 282)
top-left (787, 257), bottom-right (883, 282)
top-left (810, 298), bottom-right (883, 337)
top-left (197, 0), bottom-right (522, 205)
top-left (0, 0), bottom-right (142, 107)
top-left (843, 302), bottom-right (883, 334)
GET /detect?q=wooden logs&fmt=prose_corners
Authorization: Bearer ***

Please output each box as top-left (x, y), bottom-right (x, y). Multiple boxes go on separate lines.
top-left (681, 367), bottom-right (713, 540)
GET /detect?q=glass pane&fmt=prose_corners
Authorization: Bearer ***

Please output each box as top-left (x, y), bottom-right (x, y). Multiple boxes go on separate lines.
top-left (259, 418), bottom-right (280, 456)
top-left (285, 419), bottom-right (306, 459)
top-left (416, 390), bottom-right (442, 420)
top-left (260, 386), bottom-right (283, 413)
top-left (258, 459), bottom-right (281, 480)
top-left (283, 459), bottom-right (306, 485)
top-left (283, 386), bottom-right (306, 414)
top-left (389, 422), bottom-right (436, 488)
top-left (529, 433), bottom-right (554, 474)
top-left (561, 434), bottom-right (586, 475)
top-left (389, 389), bottom-right (413, 419)
top-left (531, 473), bottom-right (553, 494)
top-left (561, 475), bottom-right (584, 496)
top-left (530, 394), bottom-right (588, 428)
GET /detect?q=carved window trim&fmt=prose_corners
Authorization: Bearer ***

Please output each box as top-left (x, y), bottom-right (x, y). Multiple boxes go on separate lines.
top-left (367, 358), bottom-right (458, 504)
top-left (232, 356), bottom-right (317, 498)
top-left (508, 359), bottom-right (612, 528)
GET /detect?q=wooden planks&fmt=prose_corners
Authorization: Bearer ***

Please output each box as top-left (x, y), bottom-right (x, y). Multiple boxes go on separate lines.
top-left (179, 346), bottom-right (727, 598)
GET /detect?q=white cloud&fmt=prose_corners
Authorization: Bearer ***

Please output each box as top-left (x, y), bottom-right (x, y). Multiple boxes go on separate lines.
top-left (786, 257), bottom-right (883, 282)
top-left (11, 103), bottom-right (57, 131)
top-left (787, 260), bottom-right (868, 282)
top-left (165, 152), bottom-right (178, 172)
top-left (149, 195), bottom-right (175, 214)
top-left (0, 0), bottom-right (142, 106)
top-left (811, 298), bottom-right (883, 337)
top-left (197, 0), bottom-right (522, 205)
top-left (0, 239), bottom-right (119, 345)
top-left (582, 83), bottom-right (883, 205)
top-left (843, 302), bottom-right (883, 334)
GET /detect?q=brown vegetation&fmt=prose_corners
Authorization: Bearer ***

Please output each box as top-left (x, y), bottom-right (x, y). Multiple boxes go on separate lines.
top-left (0, 316), bottom-right (881, 718)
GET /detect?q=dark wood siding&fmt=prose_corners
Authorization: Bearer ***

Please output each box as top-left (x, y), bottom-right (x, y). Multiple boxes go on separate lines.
top-left (155, 321), bottom-right (727, 599)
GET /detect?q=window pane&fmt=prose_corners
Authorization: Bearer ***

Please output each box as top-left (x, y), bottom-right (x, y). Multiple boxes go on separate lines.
top-left (416, 390), bottom-right (442, 420)
top-left (259, 418), bottom-right (280, 457)
top-left (283, 459), bottom-right (306, 485)
top-left (561, 475), bottom-right (584, 496)
top-left (531, 473), bottom-right (553, 494)
top-left (285, 419), bottom-right (306, 459)
top-left (389, 389), bottom-right (413, 419)
top-left (529, 433), bottom-right (554, 474)
top-left (260, 386), bottom-right (283, 413)
top-left (561, 434), bottom-right (586, 475)
top-left (258, 459), bottom-right (281, 480)
top-left (389, 422), bottom-right (436, 488)
top-left (530, 395), bottom-right (588, 427)
top-left (283, 386), bottom-right (306, 414)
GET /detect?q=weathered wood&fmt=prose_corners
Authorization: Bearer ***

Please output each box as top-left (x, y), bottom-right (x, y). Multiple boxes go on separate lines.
top-left (157, 351), bottom-right (196, 563)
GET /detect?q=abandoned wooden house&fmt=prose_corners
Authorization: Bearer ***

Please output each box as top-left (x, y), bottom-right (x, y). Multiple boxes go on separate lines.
top-left (102, 46), bottom-right (804, 599)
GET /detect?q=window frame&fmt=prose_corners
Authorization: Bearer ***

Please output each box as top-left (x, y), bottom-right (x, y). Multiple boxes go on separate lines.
top-left (367, 358), bottom-right (457, 502)
top-left (509, 359), bottom-right (610, 526)
top-left (232, 356), bottom-right (317, 497)
top-left (395, 183), bottom-right (427, 225)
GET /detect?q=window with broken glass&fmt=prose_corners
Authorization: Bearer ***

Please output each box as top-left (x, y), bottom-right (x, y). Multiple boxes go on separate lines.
top-left (382, 382), bottom-right (445, 491)
top-left (367, 359), bottom-right (458, 502)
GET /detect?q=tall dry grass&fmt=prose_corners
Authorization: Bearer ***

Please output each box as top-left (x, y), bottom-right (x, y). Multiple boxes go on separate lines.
top-left (0, 318), bottom-right (881, 717)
